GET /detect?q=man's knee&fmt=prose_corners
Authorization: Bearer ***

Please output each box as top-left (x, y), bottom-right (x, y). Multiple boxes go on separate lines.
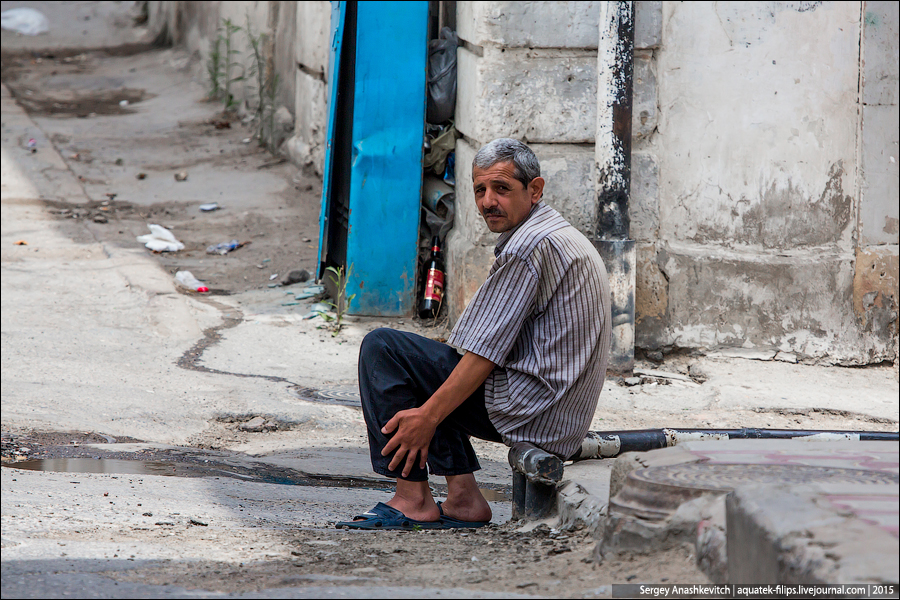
top-left (360, 327), bottom-right (396, 365)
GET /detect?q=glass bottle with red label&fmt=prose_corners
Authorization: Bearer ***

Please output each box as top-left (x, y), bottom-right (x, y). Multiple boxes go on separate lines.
top-left (418, 236), bottom-right (445, 319)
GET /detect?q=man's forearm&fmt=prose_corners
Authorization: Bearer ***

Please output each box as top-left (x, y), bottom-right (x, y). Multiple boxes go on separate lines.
top-left (421, 351), bottom-right (496, 425)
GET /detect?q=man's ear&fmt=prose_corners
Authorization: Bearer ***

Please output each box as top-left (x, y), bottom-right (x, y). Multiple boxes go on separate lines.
top-left (529, 177), bottom-right (545, 204)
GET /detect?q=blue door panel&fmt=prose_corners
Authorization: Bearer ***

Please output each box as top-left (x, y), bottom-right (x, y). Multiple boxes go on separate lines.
top-left (320, 0), bottom-right (428, 316)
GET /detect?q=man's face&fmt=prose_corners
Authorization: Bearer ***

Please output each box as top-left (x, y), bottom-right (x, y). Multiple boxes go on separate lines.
top-left (473, 161), bottom-right (545, 233)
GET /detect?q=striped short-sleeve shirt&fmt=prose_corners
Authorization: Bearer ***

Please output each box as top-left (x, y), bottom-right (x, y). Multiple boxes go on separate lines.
top-left (448, 202), bottom-right (611, 459)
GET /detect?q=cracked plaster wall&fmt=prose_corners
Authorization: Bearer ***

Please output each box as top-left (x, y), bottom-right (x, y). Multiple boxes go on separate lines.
top-left (646, 1), bottom-right (897, 364)
top-left (452, 1), bottom-right (895, 365)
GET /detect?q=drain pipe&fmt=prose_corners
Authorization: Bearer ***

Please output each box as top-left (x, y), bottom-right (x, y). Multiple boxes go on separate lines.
top-left (571, 428), bottom-right (900, 461)
top-left (594, 1), bottom-right (636, 374)
top-left (508, 442), bottom-right (563, 519)
top-left (509, 428), bottom-right (898, 520)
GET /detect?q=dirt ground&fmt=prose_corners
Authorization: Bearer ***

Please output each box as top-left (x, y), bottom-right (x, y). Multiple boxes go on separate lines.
top-left (102, 527), bottom-right (708, 597)
top-left (2, 430), bottom-right (709, 597)
top-left (1, 49), bottom-right (325, 300)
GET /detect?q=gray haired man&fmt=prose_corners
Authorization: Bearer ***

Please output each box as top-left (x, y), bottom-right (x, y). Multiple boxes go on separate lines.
top-left (338, 138), bottom-right (611, 530)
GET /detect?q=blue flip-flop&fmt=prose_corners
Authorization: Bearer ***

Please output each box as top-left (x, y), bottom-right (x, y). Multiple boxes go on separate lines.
top-left (335, 502), bottom-right (444, 531)
top-left (437, 501), bottom-right (491, 529)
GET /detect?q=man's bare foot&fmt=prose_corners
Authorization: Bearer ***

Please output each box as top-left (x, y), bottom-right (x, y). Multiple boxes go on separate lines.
top-left (385, 495), bottom-right (440, 522)
top-left (442, 473), bottom-right (492, 522)
top-left (351, 478), bottom-right (439, 523)
top-left (438, 494), bottom-right (492, 523)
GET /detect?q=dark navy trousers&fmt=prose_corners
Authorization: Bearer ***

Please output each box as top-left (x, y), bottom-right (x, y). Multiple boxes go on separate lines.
top-left (358, 327), bottom-right (502, 482)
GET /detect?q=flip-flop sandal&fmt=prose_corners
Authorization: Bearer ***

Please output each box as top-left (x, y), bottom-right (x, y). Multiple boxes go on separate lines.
top-left (437, 501), bottom-right (491, 529)
top-left (335, 502), bottom-right (444, 531)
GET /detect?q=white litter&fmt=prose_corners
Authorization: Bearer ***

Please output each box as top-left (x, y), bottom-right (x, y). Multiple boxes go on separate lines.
top-left (174, 271), bottom-right (208, 292)
top-left (136, 224), bottom-right (184, 252)
top-left (1, 8), bottom-right (50, 36)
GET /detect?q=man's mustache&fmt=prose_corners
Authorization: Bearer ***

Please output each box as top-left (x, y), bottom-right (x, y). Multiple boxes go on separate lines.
top-left (482, 208), bottom-right (505, 217)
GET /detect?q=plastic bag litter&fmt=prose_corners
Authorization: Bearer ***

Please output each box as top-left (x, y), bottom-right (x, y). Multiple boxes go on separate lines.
top-left (1, 8), bottom-right (50, 36)
top-left (207, 239), bottom-right (240, 255)
top-left (426, 27), bottom-right (459, 124)
top-left (423, 123), bottom-right (457, 176)
top-left (422, 175), bottom-right (455, 241)
top-left (136, 224), bottom-right (184, 252)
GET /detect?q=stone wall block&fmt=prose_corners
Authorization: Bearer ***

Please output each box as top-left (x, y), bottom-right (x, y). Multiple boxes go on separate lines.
top-left (457, 46), bottom-right (597, 144)
top-left (630, 152), bottom-right (659, 242)
top-left (533, 144), bottom-right (597, 234)
top-left (657, 2), bottom-right (860, 252)
top-left (286, 71), bottom-right (327, 174)
top-left (863, 1), bottom-right (899, 106)
top-left (660, 245), bottom-right (895, 363)
top-left (457, 1), bottom-right (603, 49)
top-left (633, 50), bottom-right (658, 143)
top-left (634, 242), bottom-right (668, 349)
top-left (861, 104), bottom-right (900, 247)
top-left (853, 246), bottom-right (899, 337)
top-left (272, 0), bottom-right (297, 115)
top-left (446, 230), bottom-right (495, 324)
top-left (635, 0), bottom-right (662, 49)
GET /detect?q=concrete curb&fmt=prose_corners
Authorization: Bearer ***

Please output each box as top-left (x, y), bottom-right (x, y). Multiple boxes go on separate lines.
top-left (726, 484), bottom-right (899, 584)
top-left (555, 440), bottom-right (900, 584)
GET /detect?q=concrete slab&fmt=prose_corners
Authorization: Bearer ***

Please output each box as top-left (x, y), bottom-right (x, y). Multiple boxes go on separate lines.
top-left (727, 483), bottom-right (899, 584)
top-left (557, 439), bottom-right (899, 583)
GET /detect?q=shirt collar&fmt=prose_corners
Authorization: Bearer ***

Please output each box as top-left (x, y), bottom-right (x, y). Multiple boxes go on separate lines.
top-left (495, 201), bottom-right (547, 256)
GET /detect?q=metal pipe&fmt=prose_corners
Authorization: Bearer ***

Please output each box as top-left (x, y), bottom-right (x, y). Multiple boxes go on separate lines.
top-left (571, 428), bottom-right (900, 461)
top-left (595, 0), bottom-right (634, 240)
top-left (594, 1), bottom-right (636, 374)
top-left (508, 442), bottom-right (564, 519)
top-left (511, 470), bottom-right (527, 519)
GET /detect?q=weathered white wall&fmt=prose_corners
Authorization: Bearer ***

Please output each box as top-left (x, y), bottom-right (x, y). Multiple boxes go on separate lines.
top-left (645, 1), bottom-right (896, 364)
top-left (861, 1), bottom-right (899, 247)
top-left (452, 1), bottom-right (896, 364)
top-left (857, 0), bottom-right (899, 372)
top-left (284, 0), bottom-right (330, 174)
top-left (658, 2), bottom-right (859, 251)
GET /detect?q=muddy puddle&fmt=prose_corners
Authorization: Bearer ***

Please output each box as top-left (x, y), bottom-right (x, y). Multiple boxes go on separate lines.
top-left (2, 457), bottom-right (511, 502)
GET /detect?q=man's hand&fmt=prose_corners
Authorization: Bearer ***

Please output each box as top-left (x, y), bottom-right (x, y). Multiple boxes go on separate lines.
top-left (381, 407), bottom-right (439, 478)
top-left (381, 351), bottom-right (496, 479)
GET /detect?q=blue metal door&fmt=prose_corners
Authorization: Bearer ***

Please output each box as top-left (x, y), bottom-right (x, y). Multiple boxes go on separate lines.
top-left (317, 1), bottom-right (429, 316)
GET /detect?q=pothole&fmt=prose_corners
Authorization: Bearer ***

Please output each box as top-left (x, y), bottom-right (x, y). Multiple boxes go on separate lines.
top-left (10, 87), bottom-right (150, 116)
top-left (290, 385), bottom-right (361, 408)
top-left (2, 457), bottom-right (511, 501)
top-left (2, 456), bottom-right (393, 490)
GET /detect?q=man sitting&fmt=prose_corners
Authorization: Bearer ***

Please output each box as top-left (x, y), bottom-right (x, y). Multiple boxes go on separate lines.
top-left (338, 138), bottom-right (611, 530)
